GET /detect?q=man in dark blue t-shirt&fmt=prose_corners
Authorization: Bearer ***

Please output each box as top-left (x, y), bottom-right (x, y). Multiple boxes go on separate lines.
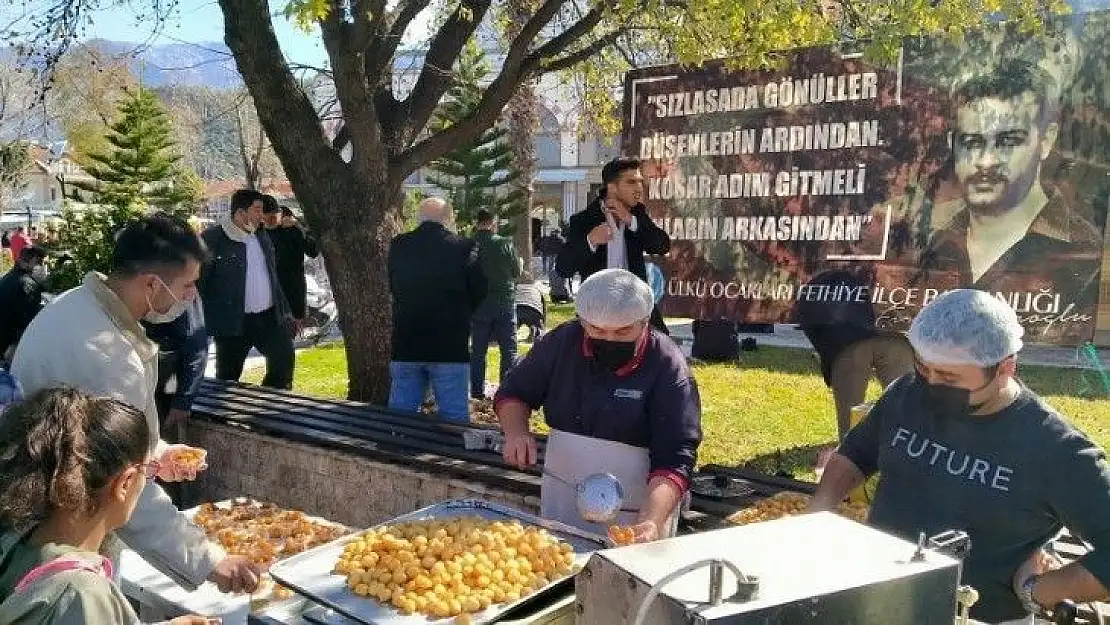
top-left (809, 289), bottom-right (1110, 624)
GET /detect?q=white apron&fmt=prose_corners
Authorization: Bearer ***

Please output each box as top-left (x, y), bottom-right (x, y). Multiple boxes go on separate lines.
top-left (541, 429), bottom-right (680, 538)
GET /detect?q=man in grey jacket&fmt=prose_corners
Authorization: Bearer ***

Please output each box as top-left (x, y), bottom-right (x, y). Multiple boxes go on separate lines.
top-left (12, 213), bottom-right (259, 593)
top-left (200, 189), bottom-right (295, 389)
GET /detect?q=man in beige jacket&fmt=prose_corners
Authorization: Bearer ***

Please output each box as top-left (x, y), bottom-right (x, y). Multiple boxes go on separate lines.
top-left (11, 213), bottom-right (259, 593)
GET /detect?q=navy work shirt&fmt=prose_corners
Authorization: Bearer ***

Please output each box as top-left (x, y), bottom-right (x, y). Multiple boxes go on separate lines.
top-left (494, 320), bottom-right (702, 489)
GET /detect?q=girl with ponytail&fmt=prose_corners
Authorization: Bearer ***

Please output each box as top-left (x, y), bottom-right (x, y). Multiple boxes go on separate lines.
top-left (0, 388), bottom-right (217, 624)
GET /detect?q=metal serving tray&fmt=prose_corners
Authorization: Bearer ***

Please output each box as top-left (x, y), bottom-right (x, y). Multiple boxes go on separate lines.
top-left (185, 498), bottom-right (352, 614)
top-left (269, 499), bottom-right (606, 625)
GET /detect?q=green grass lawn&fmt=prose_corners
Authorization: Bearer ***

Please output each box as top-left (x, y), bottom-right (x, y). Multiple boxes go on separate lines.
top-left (245, 303), bottom-right (1110, 480)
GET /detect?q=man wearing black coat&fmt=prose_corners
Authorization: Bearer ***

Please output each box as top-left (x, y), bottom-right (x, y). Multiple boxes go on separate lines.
top-left (142, 298), bottom-right (209, 430)
top-left (556, 156), bottom-right (671, 333)
top-left (0, 246), bottom-right (48, 362)
top-left (263, 200), bottom-right (319, 329)
top-left (388, 197), bottom-right (487, 422)
top-left (199, 189), bottom-right (295, 389)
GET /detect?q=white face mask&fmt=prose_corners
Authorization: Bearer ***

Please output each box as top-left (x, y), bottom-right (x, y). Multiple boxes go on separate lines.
top-left (30, 264), bottom-right (48, 282)
top-left (144, 276), bottom-right (189, 324)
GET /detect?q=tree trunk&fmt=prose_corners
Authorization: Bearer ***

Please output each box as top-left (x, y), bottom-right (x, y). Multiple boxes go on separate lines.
top-left (313, 176), bottom-right (404, 403)
top-left (503, 0), bottom-right (540, 271)
top-left (506, 83), bottom-right (538, 270)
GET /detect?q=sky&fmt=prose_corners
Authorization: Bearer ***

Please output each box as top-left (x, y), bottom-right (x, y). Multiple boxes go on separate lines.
top-left (4, 0), bottom-right (435, 67)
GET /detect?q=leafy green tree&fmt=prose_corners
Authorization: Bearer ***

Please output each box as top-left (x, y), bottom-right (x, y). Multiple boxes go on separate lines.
top-left (426, 40), bottom-right (526, 231)
top-left (74, 87), bottom-right (199, 210)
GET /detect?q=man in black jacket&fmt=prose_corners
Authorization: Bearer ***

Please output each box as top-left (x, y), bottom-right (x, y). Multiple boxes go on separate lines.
top-left (556, 156), bottom-right (672, 333)
top-left (388, 197), bottom-right (487, 422)
top-left (0, 246), bottom-right (48, 363)
top-left (263, 199), bottom-right (319, 330)
top-left (199, 189), bottom-right (295, 389)
top-left (794, 269), bottom-right (913, 440)
top-left (142, 298), bottom-right (209, 430)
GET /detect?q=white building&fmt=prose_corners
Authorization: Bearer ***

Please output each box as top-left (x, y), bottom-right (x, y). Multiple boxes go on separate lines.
top-left (1, 142), bottom-right (95, 228)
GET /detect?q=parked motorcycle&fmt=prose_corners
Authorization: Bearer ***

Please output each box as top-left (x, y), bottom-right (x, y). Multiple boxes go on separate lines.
top-left (301, 273), bottom-right (339, 345)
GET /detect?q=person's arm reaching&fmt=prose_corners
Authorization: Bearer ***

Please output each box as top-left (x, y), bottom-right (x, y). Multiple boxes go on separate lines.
top-left (115, 481), bottom-right (226, 589)
top-left (808, 453), bottom-right (868, 512)
top-left (1019, 434), bottom-right (1110, 609)
top-left (639, 368), bottom-right (702, 541)
top-left (806, 394), bottom-right (885, 512)
top-left (494, 330), bottom-right (561, 468)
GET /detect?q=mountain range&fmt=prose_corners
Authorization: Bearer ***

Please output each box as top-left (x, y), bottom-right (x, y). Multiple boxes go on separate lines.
top-left (84, 39), bottom-right (244, 89)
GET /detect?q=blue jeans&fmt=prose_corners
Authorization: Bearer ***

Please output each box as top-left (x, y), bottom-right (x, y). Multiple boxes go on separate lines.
top-left (470, 305), bottom-right (517, 397)
top-left (388, 362), bottom-right (470, 422)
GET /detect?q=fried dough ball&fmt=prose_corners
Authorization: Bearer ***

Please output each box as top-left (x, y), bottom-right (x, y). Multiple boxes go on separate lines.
top-left (726, 492), bottom-right (871, 525)
top-left (334, 517), bottom-right (576, 620)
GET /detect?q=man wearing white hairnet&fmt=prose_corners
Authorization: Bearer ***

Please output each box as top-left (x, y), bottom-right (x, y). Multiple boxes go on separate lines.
top-left (808, 290), bottom-right (1110, 624)
top-left (494, 269), bottom-right (702, 542)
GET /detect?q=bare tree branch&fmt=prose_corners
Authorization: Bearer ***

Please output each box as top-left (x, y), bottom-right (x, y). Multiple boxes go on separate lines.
top-left (502, 0), bottom-right (572, 65)
top-left (529, 4), bottom-right (606, 63)
top-left (289, 62), bottom-right (333, 76)
top-left (539, 28), bottom-right (626, 73)
top-left (365, 0), bottom-right (431, 88)
top-left (319, 0), bottom-right (385, 170)
top-left (235, 104), bottom-right (260, 188)
top-left (396, 0), bottom-right (591, 171)
top-left (218, 0), bottom-right (344, 195)
top-left (397, 0), bottom-right (493, 144)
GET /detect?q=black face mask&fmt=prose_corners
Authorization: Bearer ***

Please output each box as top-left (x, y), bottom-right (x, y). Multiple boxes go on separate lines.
top-left (589, 338), bottom-right (637, 372)
top-left (916, 371), bottom-right (993, 416)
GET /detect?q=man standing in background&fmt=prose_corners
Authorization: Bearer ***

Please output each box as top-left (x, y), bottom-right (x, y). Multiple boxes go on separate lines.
top-left (142, 296), bottom-right (208, 505)
top-left (557, 157), bottom-right (671, 333)
top-left (388, 198), bottom-right (486, 422)
top-left (0, 246), bottom-right (49, 364)
top-left (470, 209), bottom-right (520, 399)
top-left (143, 298), bottom-right (209, 430)
top-left (265, 202), bottom-right (319, 333)
top-left (8, 227), bottom-right (31, 266)
top-left (200, 189), bottom-right (295, 389)
top-left (795, 269), bottom-right (914, 441)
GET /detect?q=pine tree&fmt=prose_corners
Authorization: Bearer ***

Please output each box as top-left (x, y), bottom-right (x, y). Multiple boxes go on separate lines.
top-left (425, 40), bottom-right (527, 230)
top-left (53, 88), bottom-right (199, 290)
top-left (75, 87), bottom-right (199, 210)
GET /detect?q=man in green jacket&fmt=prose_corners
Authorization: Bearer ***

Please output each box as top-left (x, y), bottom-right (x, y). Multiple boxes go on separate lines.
top-left (471, 209), bottom-right (521, 399)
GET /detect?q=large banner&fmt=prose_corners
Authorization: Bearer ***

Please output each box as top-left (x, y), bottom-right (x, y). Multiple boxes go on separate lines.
top-left (625, 12), bottom-right (1110, 344)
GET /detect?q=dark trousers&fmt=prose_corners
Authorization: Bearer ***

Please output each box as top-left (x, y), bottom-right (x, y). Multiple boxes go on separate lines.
top-left (214, 309), bottom-right (295, 389)
top-left (470, 305), bottom-right (517, 397)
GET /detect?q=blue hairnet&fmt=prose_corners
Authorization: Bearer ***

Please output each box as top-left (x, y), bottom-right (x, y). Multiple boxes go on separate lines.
top-left (908, 289), bottom-right (1024, 366)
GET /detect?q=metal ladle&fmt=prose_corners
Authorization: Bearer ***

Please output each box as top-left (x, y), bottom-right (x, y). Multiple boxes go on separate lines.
top-left (544, 470), bottom-right (636, 524)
